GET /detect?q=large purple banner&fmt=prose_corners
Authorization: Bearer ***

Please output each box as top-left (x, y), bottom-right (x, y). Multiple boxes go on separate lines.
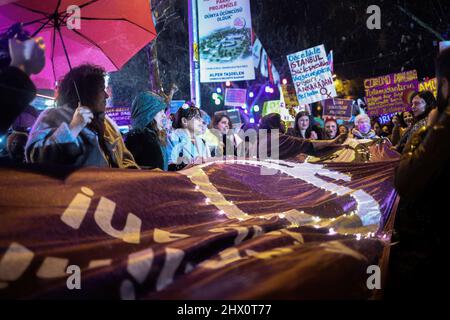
top-left (0, 141), bottom-right (399, 299)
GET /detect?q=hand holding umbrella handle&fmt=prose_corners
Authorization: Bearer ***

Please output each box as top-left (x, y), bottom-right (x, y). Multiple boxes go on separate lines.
top-left (69, 104), bottom-right (94, 139)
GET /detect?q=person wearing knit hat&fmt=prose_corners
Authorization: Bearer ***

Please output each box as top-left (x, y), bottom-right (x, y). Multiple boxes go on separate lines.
top-left (125, 91), bottom-right (169, 170)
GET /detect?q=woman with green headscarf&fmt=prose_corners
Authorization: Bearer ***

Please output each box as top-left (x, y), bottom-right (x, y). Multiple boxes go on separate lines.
top-left (125, 91), bottom-right (169, 170)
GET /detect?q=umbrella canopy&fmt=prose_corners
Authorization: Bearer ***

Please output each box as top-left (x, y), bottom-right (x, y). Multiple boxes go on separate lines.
top-left (0, 0), bottom-right (157, 89)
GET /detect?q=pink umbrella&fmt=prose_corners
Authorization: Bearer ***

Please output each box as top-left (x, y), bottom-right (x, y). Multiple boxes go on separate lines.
top-left (0, 0), bottom-right (157, 89)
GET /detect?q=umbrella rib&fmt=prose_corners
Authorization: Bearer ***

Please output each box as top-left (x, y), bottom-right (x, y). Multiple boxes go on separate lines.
top-left (51, 25), bottom-right (57, 85)
top-left (30, 17), bottom-right (53, 37)
top-left (80, 17), bottom-right (157, 36)
top-left (57, 25), bottom-right (82, 103)
top-left (55, 0), bottom-right (62, 14)
top-left (70, 29), bottom-right (120, 69)
top-left (78, 0), bottom-right (100, 10)
top-left (55, 0), bottom-right (99, 16)
top-left (12, 3), bottom-right (47, 15)
top-left (57, 26), bottom-right (72, 70)
top-left (23, 16), bottom-right (53, 28)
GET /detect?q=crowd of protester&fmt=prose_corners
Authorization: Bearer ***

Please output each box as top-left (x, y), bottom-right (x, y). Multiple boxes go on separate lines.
top-left (0, 31), bottom-right (437, 170)
top-left (2, 27), bottom-right (450, 298)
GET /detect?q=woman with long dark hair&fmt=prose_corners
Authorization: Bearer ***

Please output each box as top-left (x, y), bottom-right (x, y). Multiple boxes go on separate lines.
top-left (166, 103), bottom-right (211, 170)
top-left (390, 112), bottom-right (410, 145)
top-left (211, 113), bottom-right (243, 158)
top-left (26, 64), bottom-right (138, 168)
top-left (287, 111), bottom-right (318, 140)
top-left (395, 91), bottom-right (436, 153)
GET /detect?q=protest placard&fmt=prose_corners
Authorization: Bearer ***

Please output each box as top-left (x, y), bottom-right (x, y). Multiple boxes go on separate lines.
top-left (106, 106), bottom-right (131, 127)
top-left (281, 84), bottom-right (300, 109)
top-left (322, 98), bottom-right (353, 121)
top-left (224, 88), bottom-right (247, 107)
top-left (419, 78), bottom-right (437, 98)
top-left (287, 44), bottom-right (337, 104)
top-left (364, 70), bottom-right (419, 116)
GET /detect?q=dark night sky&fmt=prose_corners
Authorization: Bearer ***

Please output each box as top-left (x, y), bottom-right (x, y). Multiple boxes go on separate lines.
top-left (111, 0), bottom-right (450, 110)
top-left (251, 0), bottom-right (449, 80)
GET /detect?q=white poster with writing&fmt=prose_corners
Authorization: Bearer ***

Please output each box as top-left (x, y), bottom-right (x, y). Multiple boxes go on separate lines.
top-left (287, 45), bottom-right (337, 105)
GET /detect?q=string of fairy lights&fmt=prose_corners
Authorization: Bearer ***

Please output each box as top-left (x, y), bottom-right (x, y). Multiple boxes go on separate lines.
top-left (182, 159), bottom-right (392, 244)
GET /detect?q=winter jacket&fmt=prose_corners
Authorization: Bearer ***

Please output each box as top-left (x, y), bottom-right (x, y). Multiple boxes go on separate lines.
top-left (25, 105), bottom-right (138, 169)
top-left (166, 128), bottom-right (211, 169)
top-left (351, 128), bottom-right (379, 140)
top-left (390, 106), bottom-right (450, 296)
top-left (0, 66), bottom-right (36, 134)
top-left (395, 117), bottom-right (428, 153)
top-left (125, 127), bottom-right (167, 170)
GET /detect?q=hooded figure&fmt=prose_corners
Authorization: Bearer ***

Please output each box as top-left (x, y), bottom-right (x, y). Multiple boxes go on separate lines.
top-left (126, 92), bottom-right (168, 170)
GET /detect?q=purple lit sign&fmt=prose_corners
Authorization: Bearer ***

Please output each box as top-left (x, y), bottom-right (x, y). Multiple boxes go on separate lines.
top-left (106, 106), bottom-right (131, 127)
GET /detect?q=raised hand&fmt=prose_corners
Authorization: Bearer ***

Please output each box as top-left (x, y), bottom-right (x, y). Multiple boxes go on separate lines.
top-left (9, 36), bottom-right (46, 75)
top-left (69, 103), bottom-right (94, 138)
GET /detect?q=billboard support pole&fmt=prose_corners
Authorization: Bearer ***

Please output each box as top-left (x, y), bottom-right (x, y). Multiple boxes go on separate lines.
top-left (188, 0), bottom-right (201, 107)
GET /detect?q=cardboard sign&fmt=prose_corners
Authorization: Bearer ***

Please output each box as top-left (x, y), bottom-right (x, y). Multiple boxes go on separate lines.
top-left (287, 44), bottom-right (337, 104)
top-left (419, 78), bottom-right (437, 98)
top-left (281, 84), bottom-right (300, 109)
top-left (225, 88), bottom-right (247, 107)
top-left (262, 100), bottom-right (281, 117)
top-left (364, 70), bottom-right (419, 116)
top-left (322, 98), bottom-right (353, 121)
top-left (106, 106), bottom-right (131, 127)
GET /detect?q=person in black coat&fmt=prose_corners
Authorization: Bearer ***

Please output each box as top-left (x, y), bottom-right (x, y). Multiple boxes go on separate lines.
top-left (125, 91), bottom-right (169, 170)
top-left (387, 47), bottom-right (450, 298)
top-left (1, 30), bottom-right (45, 166)
top-left (0, 34), bottom-right (45, 135)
